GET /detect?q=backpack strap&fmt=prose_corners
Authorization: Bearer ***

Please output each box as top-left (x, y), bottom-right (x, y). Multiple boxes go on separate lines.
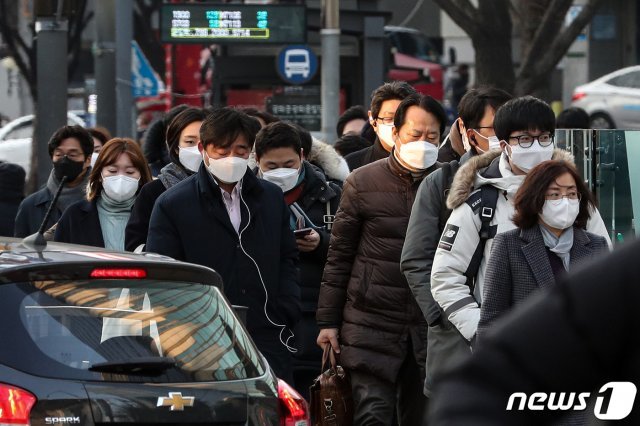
top-left (324, 201), bottom-right (334, 231)
top-left (464, 185), bottom-right (499, 294)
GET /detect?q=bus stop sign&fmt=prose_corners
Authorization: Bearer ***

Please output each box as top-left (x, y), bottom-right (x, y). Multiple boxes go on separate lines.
top-left (277, 45), bottom-right (317, 85)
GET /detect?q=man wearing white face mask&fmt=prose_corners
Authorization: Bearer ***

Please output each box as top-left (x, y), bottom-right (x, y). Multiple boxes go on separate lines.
top-left (430, 96), bottom-right (612, 354)
top-left (344, 81), bottom-right (417, 171)
top-left (317, 94), bottom-right (446, 424)
top-left (146, 108), bottom-right (301, 384)
top-left (253, 121), bottom-right (341, 399)
top-left (400, 86), bottom-right (512, 396)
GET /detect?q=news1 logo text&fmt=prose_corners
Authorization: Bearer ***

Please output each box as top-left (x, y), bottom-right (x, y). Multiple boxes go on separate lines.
top-left (507, 382), bottom-right (637, 420)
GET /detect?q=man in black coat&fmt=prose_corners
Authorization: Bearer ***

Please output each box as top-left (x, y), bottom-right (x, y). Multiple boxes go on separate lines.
top-left (429, 239), bottom-right (640, 425)
top-left (254, 121), bottom-right (341, 397)
top-left (14, 126), bottom-right (94, 237)
top-left (344, 81), bottom-right (417, 171)
top-left (146, 108), bottom-right (301, 382)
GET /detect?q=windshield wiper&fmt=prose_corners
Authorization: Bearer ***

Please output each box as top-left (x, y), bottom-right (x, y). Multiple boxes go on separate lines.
top-left (89, 357), bottom-right (176, 375)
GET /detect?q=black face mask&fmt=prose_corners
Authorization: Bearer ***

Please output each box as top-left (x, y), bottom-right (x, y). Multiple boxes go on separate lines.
top-left (53, 155), bottom-right (85, 182)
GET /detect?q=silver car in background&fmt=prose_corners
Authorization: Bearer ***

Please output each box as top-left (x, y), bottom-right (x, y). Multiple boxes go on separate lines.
top-left (571, 65), bottom-right (640, 129)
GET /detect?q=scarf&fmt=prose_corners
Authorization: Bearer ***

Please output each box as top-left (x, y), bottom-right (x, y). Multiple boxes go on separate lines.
top-left (539, 224), bottom-right (574, 271)
top-left (97, 192), bottom-right (136, 251)
top-left (158, 162), bottom-right (193, 189)
top-left (46, 168), bottom-right (90, 213)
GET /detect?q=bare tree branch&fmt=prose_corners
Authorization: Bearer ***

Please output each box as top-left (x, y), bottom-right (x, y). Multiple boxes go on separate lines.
top-left (432, 0), bottom-right (481, 38)
top-left (0, 0), bottom-right (36, 98)
top-left (518, 0), bottom-right (605, 93)
top-left (518, 0), bottom-right (571, 75)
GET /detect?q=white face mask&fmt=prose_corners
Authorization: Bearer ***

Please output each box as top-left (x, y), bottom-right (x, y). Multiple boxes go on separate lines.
top-left (540, 198), bottom-right (580, 230)
top-left (260, 167), bottom-right (300, 192)
top-left (204, 152), bottom-right (248, 183)
top-left (376, 123), bottom-right (395, 150)
top-left (507, 141), bottom-right (554, 173)
top-left (179, 146), bottom-right (203, 173)
top-left (90, 152), bottom-right (99, 168)
top-left (397, 141), bottom-right (439, 170)
top-left (473, 130), bottom-right (501, 151)
top-left (102, 174), bottom-right (139, 202)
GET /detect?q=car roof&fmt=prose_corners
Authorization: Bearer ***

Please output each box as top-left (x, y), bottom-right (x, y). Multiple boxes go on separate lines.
top-left (591, 65), bottom-right (640, 85)
top-left (0, 237), bottom-right (223, 288)
top-left (0, 112), bottom-right (86, 140)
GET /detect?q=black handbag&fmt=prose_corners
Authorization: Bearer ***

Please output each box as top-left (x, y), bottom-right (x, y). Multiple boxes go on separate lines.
top-left (309, 344), bottom-right (354, 425)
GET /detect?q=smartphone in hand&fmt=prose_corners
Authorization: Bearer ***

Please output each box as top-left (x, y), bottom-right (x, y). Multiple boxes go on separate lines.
top-left (294, 227), bottom-right (313, 239)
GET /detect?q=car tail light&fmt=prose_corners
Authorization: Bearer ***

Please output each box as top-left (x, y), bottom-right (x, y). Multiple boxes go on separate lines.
top-left (90, 268), bottom-right (147, 278)
top-left (572, 92), bottom-right (587, 102)
top-left (278, 379), bottom-right (309, 426)
top-left (0, 383), bottom-right (36, 425)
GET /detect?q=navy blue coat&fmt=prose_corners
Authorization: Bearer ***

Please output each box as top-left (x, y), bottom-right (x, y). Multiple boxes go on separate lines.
top-left (54, 200), bottom-right (105, 248)
top-left (14, 187), bottom-right (59, 238)
top-left (146, 164), bottom-right (301, 341)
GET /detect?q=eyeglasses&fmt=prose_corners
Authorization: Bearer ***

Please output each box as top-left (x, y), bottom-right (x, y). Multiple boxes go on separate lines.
top-left (508, 133), bottom-right (554, 148)
top-left (374, 117), bottom-right (394, 126)
top-left (545, 191), bottom-right (581, 202)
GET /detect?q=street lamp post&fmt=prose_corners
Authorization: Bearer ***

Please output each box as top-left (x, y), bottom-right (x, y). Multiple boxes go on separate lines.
top-left (321, 0), bottom-right (340, 144)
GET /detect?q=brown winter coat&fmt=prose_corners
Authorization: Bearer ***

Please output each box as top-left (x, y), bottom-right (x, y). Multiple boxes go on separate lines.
top-left (316, 153), bottom-right (439, 383)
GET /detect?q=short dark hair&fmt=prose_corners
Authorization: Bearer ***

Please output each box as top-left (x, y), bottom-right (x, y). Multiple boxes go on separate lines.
top-left (370, 81), bottom-right (417, 119)
top-left (556, 107), bottom-right (590, 129)
top-left (240, 108), bottom-right (280, 126)
top-left (512, 160), bottom-right (594, 229)
top-left (458, 86), bottom-right (512, 130)
top-left (200, 107), bottom-right (261, 150)
top-left (336, 105), bottom-right (367, 136)
top-left (333, 133), bottom-right (372, 157)
top-left (493, 96), bottom-right (556, 142)
top-left (393, 93), bottom-right (448, 137)
top-left (87, 127), bottom-right (111, 146)
top-left (165, 107), bottom-right (208, 165)
top-left (254, 122), bottom-right (302, 158)
top-left (291, 123), bottom-right (312, 156)
top-left (47, 125), bottom-right (94, 159)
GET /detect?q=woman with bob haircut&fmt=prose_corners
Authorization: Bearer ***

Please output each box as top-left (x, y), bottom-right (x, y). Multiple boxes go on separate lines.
top-left (478, 160), bottom-right (609, 339)
top-left (55, 138), bottom-right (152, 250)
top-left (125, 107), bottom-right (208, 251)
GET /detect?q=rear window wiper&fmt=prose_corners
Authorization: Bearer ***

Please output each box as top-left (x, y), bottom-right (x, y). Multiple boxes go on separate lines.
top-left (89, 357), bottom-right (176, 375)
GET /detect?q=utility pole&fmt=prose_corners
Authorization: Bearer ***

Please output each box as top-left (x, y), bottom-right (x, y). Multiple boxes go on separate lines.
top-left (94, 0), bottom-right (116, 134)
top-left (320, 0), bottom-right (340, 144)
top-left (115, 0), bottom-right (134, 138)
top-left (35, 0), bottom-right (68, 188)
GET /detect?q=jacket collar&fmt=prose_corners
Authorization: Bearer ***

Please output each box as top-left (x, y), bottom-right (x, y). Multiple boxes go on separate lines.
top-left (196, 161), bottom-right (262, 201)
top-left (519, 226), bottom-right (556, 289)
top-left (299, 161), bottom-right (337, 201)
top-left (387, 148), bottom-right (437, 182)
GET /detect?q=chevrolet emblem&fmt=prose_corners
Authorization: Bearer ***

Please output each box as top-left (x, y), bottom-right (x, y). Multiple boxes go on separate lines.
top-left (157, 392), bottom-right (195, 411)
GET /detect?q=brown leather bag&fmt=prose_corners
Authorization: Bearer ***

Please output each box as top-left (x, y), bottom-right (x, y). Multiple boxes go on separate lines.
top-left (309, 345), bottom-right (354, 425)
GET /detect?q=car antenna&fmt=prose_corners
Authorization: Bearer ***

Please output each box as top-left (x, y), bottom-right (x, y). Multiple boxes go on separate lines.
top-left (22, 175), bottom-right (68, 251)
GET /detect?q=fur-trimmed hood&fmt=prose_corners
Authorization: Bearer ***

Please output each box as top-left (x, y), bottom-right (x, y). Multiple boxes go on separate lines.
top-left (446, 148), bottom-right (575, 209)
top-left (249, 137), bottom-right (350, 182)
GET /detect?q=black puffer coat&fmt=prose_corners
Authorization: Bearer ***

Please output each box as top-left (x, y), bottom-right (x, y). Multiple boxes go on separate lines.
top-left (317, 153), bottom-right (439, 382)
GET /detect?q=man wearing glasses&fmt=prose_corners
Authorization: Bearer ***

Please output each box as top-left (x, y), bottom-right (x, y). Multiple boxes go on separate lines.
top-left (344, 81), bottom-right (417, 171)
top-left (430, 96), bottom-right (611, 356)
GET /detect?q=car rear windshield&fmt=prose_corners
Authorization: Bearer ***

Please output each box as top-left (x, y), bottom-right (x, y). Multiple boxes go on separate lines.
top-left (0, 279), bottom-right (265, 383)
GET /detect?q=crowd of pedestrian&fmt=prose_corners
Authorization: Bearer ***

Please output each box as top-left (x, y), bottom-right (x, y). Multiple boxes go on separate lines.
top-left (1, 79), bottom-right (616, 423)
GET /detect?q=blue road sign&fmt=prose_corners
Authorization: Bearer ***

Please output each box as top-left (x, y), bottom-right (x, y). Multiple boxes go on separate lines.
top-left (131, 41), bottom-right (162, 97)
top-left (277, 45), bottom-right (317, 85)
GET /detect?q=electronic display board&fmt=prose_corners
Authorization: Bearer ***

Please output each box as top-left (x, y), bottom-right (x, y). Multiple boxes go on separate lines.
top-left (160, 4), bottom-right (306, 44)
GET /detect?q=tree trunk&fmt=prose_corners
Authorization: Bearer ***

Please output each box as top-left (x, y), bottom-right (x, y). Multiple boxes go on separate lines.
top-left (472, 33), bottom-right (516, 94)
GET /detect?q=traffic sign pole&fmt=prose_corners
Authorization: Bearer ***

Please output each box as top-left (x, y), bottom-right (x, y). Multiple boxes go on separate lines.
top-left (116, 0), bottom-right (134, 138)
top-left (321, 0), bottom-right (340, 145)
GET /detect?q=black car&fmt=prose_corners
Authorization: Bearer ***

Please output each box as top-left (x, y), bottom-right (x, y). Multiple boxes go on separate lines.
top-left (0, 238), bottom-right (309, 426)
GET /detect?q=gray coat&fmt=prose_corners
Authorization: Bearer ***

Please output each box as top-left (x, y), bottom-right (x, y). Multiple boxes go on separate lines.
top-left (478, 225), bottom-right (609, 340)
